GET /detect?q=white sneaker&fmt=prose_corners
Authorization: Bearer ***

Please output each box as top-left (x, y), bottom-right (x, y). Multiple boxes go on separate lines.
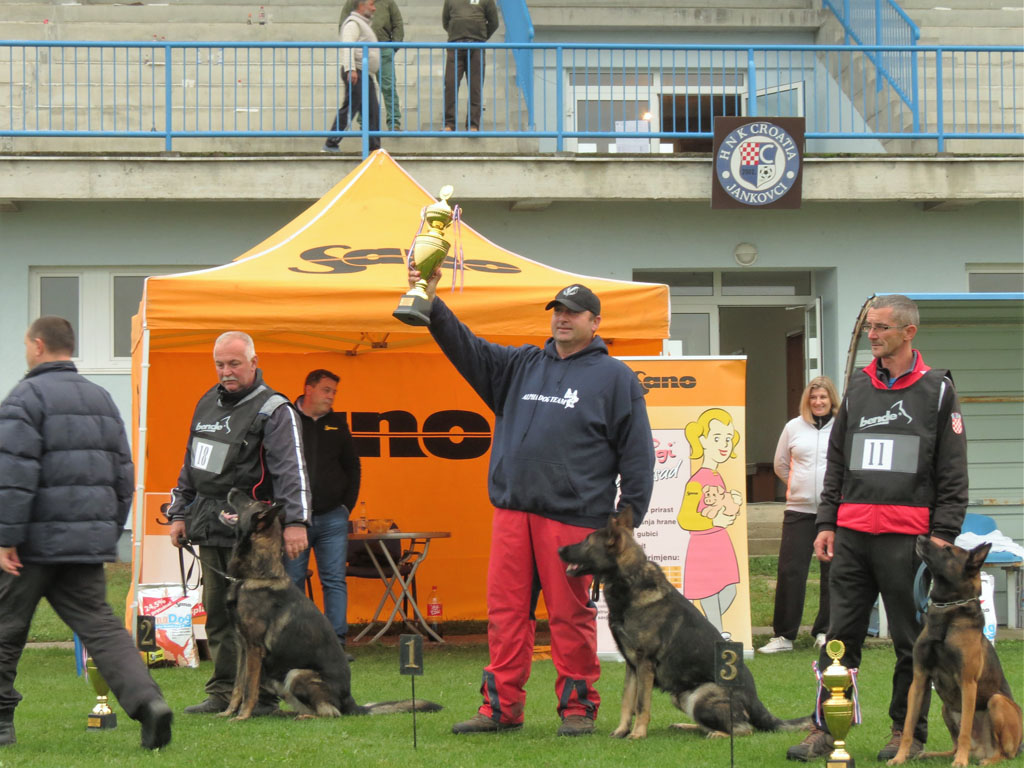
top-left (814, 633), bottom-right (827, 649)
top-left (757, 636), bottom-right (794, 654)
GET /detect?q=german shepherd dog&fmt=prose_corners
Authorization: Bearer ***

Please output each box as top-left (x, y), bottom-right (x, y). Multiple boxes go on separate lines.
top-left (221, 488), bottom-right (443, 721)
top-left (888, 537), bottom-right (1022, 767)
top-left (558, 509), bottom-right (811, 739)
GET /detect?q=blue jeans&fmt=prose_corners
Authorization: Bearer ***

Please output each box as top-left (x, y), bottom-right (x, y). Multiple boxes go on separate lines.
top-left (284, 505), bottom-right (349, 642)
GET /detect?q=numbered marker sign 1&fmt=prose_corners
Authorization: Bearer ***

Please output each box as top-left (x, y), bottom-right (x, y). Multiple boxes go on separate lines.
top-left (714, 641), bottom-right (745, 688)
top-left (400, 634), bottom-right (424, 676)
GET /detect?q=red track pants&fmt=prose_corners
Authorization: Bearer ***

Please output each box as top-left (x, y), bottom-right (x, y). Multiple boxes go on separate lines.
top-left (476, 508), bottom-right (601, 724)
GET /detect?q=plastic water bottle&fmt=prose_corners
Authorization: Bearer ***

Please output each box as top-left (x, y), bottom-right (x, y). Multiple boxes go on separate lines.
top-left (427, 585), bottom-right (444, 639)
top-left (356, 501), bottom-right (368, 534)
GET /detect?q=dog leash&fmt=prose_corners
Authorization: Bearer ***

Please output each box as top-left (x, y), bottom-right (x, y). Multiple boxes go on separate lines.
top-left (177, 537), bottom-right (239, 587)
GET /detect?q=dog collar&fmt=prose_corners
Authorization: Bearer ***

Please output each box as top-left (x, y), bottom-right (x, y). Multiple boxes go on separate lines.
top-left (928, 596), bottom-right (980, 609)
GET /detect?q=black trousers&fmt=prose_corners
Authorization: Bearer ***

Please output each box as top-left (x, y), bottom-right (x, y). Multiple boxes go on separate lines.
top-left (444, 48), bottom-right (485, 129)
top-left (815, 528), bottom-right (930, 742)
top-left (0, 563), bottom-right (163, 720)
top-left (772, 510), bottom-right (830, 639)
top-left (325, 70), bottom-right (381, 150)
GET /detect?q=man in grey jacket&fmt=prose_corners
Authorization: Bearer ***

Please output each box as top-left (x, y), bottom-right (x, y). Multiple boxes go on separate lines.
top-left (0, 316), bottom-right (172, 750)
top-left (166, 331), bottom-right (311, 715)
top-left (324, 0), bottom-right (382, 151)
top-left (341, 0), bottom-right (403, 130)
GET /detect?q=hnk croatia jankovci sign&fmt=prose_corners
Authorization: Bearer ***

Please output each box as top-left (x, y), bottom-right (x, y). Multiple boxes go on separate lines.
top-left (712, 116), bottom-right (805, 210)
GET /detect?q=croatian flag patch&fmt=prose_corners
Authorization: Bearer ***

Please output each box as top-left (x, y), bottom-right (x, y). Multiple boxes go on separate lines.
top-left (951, 412), bottom-right (963, 434)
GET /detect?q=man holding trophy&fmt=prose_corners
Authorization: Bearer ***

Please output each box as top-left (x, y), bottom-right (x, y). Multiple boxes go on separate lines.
top-left (401, 193), bottom-right (654, 736)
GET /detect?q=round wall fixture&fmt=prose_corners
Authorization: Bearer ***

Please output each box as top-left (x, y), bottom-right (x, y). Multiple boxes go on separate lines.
top-left (734, 242), bottom-right (758, 266)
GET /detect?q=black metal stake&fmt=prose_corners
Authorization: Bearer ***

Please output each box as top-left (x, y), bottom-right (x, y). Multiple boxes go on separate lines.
top-left (729, 687), bottom-right (735, 768)
top-left (411, 675), bottom-right (418, 749)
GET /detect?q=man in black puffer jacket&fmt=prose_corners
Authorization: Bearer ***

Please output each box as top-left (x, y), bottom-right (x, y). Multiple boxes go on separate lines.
top-left (0, 316), bottom-right (172, 750)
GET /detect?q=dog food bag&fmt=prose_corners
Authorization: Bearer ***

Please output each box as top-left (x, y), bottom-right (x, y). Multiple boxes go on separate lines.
top-left (979, 572), bottom-right (997, 642)
top-left (137, 585), bottom-right (200, 668)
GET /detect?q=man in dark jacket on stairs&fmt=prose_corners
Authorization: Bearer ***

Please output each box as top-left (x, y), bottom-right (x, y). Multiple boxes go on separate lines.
top-left (442, 0), bottom-right (499, 131)
top-left (0, 316), bottom-right (172, 750)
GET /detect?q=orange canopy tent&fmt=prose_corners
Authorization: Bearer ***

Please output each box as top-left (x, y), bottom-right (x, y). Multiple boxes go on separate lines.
top-left (130, 150), bottom-right (669, 624)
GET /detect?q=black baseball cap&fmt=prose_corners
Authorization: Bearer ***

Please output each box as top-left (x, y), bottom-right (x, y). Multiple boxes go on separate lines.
top-left (545, 284), bottom-right (601, 315)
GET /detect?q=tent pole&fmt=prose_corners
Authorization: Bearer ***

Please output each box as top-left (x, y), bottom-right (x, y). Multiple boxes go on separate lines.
top-left (129, 325), bottom-right (151, 635)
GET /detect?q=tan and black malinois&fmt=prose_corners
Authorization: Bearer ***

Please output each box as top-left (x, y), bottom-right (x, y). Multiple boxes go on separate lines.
top-left (221, 488), bottom-right (443, 721)
top-left (558, 508), bottom-right (811, 739)
top-left (888, 537), bottom-right (1022, 767)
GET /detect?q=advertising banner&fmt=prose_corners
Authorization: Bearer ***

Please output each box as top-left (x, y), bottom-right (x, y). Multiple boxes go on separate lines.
top-left (599, 357), bottom-right (751, 655)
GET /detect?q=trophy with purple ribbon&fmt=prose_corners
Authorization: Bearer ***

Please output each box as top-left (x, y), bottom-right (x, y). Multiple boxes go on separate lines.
top-left (393, 185), bottom-right (455, 327)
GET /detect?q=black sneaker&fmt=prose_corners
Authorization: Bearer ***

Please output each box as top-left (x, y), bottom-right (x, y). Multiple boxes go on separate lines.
top-left (0, 719), bottom-right (14, 747)
top-left (786, 725), bottom-right (834, 761)
top-left (451, 713), bottom-right (522, 734)
top-left (182, 696), bottom-right (228, 715)
top-left (139, 699), bottom-right (173, 750)
top-left (557, 715), bottom-right (595, 736)
top-left (877, 728), bottom-right (923, 761)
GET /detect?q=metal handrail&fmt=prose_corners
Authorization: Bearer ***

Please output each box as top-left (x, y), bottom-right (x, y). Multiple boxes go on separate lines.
top-left (822, 0), bottom-right (920, 128)
top-left (1, 41), bottom-right (1020, 155)
top-left (497, 0), bottom-right (535, 129)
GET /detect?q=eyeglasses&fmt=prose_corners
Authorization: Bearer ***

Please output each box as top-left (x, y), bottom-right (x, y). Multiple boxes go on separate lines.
top-left (861, 323), bottom-right (908, 334)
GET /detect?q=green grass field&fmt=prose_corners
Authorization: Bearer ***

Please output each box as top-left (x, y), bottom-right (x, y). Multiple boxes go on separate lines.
top-left (5, 560), bottom-right (1022, 767)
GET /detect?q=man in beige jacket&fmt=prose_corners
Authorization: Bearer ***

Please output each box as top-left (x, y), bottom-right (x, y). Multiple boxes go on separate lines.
top-left (324, 0), bottom-right (381, 152)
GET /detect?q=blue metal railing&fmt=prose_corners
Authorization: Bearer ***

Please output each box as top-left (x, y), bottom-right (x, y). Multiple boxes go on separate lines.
top-left (498, 0), bottom-right (535, 129)
top-left (1, 42), bottom-right (1020, 155)
top-left (822, 0), bottom-right (920, 129)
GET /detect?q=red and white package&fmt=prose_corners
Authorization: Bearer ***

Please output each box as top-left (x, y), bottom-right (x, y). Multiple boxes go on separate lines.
top-left (138, 586), bottom-right (200, 668)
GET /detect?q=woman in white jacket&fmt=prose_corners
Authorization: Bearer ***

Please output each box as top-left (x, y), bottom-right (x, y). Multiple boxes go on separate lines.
top-left (758, 376), bottom-right (839, 654)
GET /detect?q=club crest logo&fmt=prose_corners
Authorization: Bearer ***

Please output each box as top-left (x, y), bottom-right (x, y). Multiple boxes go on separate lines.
top-left (715, 122), bottom-right (800, 206)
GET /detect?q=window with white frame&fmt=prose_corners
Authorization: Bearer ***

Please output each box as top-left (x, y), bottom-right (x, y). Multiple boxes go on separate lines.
top-left (30, 267), bottom-right (196, 372)
top-left (967, 263), bottom-right (1024, 293)
top-left (566, 55), bottom-right (804, 154)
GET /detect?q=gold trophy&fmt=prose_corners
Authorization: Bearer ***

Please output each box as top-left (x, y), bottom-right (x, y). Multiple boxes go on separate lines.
top-left (393, 185), bottom-right (456, 326)
top-left (821, 639), bottom-right (854, 768)
top-left (85, 657), bottom-right (117, 730)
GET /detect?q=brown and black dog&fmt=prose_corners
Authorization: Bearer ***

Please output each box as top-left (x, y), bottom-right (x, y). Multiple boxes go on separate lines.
top-left (558, 508), bottom-right (811, 739)
top-left (221, 488), bottom-right (443, 721)
top-left (888, 537), bottom-right (1022, 767)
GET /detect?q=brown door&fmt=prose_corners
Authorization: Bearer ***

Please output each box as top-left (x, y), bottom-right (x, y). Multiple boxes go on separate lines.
top-left (786, 331), bottom-right (804, 419)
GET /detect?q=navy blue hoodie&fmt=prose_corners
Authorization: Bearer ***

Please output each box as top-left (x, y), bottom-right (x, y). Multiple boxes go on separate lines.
top-left (429, 298), bottom-right (654, 528)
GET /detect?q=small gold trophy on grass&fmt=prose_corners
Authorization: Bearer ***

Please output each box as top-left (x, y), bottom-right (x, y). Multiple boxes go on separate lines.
top-left (393, 185), bottom-right (456, 327)
top-left (86, 657), bottom-right (117, 731)
top-left (822, 639), bottom-right (854, 768)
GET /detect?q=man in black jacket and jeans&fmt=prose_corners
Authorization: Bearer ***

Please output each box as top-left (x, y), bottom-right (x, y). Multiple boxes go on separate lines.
top-left (0, 316), bottom-right (172, 750)
top-left (284, 369), bottom-right (361, 649)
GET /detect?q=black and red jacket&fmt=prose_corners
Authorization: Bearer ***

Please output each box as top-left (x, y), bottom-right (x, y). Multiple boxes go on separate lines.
top-left (816, 351), bottom-right (968, 543)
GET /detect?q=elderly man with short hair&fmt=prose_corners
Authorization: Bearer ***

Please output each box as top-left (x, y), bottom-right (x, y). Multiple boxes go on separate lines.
top-left (166, 331), bottom-right (310, 716)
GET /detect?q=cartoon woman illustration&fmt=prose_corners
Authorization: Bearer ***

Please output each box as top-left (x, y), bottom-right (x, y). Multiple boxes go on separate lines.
top-left (678, 408), bottom-right (742, 635)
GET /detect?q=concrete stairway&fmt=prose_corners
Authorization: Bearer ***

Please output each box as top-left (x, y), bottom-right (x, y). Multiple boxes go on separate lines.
top-left (747, 502), bottom-right (785, 557)
top-left (0, 0), bottom-right (527, 153)
top-left (816, 1), bottom-right (1023, 154)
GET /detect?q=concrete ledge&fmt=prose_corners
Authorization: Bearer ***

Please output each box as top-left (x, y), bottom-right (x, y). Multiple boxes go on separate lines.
top-left (0, 153), bottom-right (1020, 204)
